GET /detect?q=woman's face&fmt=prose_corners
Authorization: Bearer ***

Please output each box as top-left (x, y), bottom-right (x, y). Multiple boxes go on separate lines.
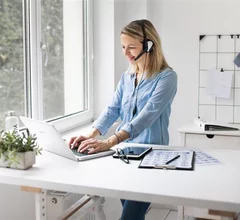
top-left (120, 34), bottom-right (143, 63)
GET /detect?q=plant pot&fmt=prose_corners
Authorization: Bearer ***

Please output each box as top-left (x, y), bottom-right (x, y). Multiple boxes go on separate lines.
top-left (0, 151), bottom-right (36, 170)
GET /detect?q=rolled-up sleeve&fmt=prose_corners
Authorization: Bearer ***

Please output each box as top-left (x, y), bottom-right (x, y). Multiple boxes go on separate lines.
top-left (121, 70), bottom-right (177, 139)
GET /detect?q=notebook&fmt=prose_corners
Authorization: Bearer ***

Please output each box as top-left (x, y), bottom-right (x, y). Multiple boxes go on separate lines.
top-left (20, 116), bottom-right (115, 161)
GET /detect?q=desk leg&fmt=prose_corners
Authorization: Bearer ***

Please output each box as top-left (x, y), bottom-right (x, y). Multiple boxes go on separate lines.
top-left (95, 198), bottom-right (106, 220)
top-left (21, 186), bottom-right (47, 220)
top-left (178, 205), bottom-right (184, 220)
top-left (35, 190), bottom-right (47, 220)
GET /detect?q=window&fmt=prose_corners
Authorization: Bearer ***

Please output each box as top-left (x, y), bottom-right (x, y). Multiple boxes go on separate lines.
top-left (0, 0), bottom-right (25, 130)
top-left (0, 0), bottom-right (93, 132)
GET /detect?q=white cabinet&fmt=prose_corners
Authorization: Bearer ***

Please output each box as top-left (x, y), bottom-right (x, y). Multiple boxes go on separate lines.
top-left (177, 123), bottom-right (240, 220)
top-left (185, 133), bottom-right (240, 149)
top-left (179, 124), bottom-right (240, 149)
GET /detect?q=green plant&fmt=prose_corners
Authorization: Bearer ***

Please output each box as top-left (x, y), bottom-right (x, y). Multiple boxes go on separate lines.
top-left (0, 127), bottom-right (42, 166)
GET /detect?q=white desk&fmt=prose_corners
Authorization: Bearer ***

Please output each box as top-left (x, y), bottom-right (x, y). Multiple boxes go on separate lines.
top-left (0, 143), bottom-right (240, 219)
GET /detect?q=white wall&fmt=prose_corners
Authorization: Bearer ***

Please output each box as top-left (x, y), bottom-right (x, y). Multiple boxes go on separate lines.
top-left (147, 0), bottom-right (240, 145)
top-left (93, 0), bottom-right (115, 118)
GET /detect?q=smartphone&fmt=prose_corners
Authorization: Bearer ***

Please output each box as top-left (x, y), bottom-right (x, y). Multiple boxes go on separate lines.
top-left (113, 146), bottom-right (152, 160)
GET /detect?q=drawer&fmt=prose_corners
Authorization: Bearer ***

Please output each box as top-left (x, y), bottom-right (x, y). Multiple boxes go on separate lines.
top-left (185, 133), bottom-right (240, 149)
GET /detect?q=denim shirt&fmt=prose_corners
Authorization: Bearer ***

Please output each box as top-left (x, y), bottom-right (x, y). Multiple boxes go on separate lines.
top-left (93, 67), bottom-right (177, 145)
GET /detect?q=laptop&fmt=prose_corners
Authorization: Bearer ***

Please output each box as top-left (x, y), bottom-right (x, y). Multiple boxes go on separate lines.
top-left (20, 116), bottom-right (115, 161)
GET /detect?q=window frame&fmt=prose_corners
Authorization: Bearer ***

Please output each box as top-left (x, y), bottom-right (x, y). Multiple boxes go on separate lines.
top-left (26, 0), bottom-right (93, 133)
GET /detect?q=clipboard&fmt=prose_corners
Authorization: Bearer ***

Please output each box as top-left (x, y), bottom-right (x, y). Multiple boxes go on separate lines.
top-left (139, 150), bottom-right (195, 170)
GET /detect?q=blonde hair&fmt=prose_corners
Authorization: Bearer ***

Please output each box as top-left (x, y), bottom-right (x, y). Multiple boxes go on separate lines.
top-left (121, 19), bottom-right (170, 78)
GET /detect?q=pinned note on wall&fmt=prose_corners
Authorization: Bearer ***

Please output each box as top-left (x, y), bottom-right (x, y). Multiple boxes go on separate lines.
top-left (198, 34), bottom-right (240, 123)
top-left (206, 68), bottom-right (233, 99)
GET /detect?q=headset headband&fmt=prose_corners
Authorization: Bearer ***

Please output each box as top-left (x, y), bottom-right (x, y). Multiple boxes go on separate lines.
top-left (135, 20), bottom-right (148, 52)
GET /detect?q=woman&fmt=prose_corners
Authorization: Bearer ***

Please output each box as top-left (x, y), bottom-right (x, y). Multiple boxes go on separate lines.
top-left (69, 19), bottom-right (177, 220)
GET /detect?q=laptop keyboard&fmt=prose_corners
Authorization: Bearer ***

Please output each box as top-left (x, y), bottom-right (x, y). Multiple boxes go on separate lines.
top-left (71, 148), bottom-right (90, 157)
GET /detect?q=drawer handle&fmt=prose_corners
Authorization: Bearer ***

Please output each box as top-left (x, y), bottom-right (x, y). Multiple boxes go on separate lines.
top-left (206, 134), bottom-right (214, 139)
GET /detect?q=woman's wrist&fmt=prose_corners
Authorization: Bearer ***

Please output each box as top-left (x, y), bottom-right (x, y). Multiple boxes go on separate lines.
top-left (116, 130), bottom-right (129, 143)
top-left (106, 135), bottom-right (118, 149)
top-left (106, 130), bottom-right (130, 149)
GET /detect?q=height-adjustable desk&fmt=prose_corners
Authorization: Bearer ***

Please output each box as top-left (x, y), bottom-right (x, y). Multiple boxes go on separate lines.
top-left (0, 143), bottom-right (240, 220)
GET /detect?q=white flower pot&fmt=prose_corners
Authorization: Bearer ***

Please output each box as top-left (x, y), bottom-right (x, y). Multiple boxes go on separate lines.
top-left (0, 151), bottom-right (36, 170)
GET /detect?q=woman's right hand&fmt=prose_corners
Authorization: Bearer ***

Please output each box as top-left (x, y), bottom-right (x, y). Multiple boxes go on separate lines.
top-left (68, 128), bottom-right (101, 149)
top-left (68, 135), bottom-right (91, 149)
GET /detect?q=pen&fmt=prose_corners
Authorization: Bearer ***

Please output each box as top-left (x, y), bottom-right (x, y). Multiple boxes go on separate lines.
top-left (165, 155), bottom-right (180, 165)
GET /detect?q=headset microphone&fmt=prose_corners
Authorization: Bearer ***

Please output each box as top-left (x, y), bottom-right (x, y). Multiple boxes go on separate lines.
top-left (134, 51), bottom-right (146, 61)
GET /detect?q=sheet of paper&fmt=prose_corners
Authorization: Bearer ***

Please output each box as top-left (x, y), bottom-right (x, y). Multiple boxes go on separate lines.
top-left (140, 150), bottom-right (194, 169)
top-left (206, 68), bottom-right (233, 98)
top-left (195, 151), bottom-right (222, 166)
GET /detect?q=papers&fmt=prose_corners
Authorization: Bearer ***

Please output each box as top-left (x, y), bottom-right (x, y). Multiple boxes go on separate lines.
top-left (195, 151), bottom-right (222, 166)
top-left (139, 150), bottom-right (194, 170)
top-left (206, 68), bottom-right (233, 98)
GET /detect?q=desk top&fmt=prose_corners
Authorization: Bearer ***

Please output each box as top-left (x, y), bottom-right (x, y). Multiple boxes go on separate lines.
top-left (0, 143), bottom-right (240, 212)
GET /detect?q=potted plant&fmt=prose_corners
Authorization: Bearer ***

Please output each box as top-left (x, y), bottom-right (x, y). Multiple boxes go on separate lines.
top-left (0, 127), bottom-right (42, 170)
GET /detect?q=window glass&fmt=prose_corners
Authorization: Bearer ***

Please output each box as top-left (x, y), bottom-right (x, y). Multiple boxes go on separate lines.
top-left (0, 0), bottom-right (25, 129)
top-left (41, 0), bottom-right (86, 121)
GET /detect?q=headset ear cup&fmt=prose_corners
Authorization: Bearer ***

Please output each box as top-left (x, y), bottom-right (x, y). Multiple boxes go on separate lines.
top-left (146, 41), bottom-right (153, 53)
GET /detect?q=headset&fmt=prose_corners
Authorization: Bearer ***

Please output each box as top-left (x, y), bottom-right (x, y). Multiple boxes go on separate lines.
top-left (134, 20), bottom-right (154, 61)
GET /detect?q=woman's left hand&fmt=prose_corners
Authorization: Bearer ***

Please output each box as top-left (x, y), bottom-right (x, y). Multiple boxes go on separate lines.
top-left (77, 138), bottom-right (110, 154)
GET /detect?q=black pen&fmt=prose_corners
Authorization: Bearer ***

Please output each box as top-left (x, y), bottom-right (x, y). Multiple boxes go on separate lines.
top-left (165, 155), bottom-right (180, 165)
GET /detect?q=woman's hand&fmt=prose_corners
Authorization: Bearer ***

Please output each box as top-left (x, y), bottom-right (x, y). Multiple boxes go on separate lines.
top-left (77, 138), bottom-right (110, 154)
top-left (68, 128), bottom-right (101, 149)
top-left (68, 135), bottom-right (91, 149)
